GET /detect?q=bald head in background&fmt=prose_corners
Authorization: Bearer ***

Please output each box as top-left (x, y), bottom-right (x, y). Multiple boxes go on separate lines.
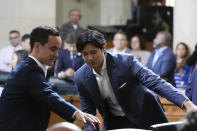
top-left (48, 122), bottom-right (82, 131)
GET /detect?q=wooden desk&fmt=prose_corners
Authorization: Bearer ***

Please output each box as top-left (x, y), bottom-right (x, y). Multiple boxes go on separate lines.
top-left (160, 97), bottom-right (186, 122)
top-left (48, 95), bottom-right (186, 129)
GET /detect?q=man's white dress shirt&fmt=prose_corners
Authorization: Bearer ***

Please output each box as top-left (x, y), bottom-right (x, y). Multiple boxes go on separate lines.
top-left (93, 57), bottom-right (125, 116)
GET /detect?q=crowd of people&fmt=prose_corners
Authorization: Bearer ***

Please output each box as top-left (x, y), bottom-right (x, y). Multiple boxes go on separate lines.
top-left (0, 8), bottom-right (197, 131)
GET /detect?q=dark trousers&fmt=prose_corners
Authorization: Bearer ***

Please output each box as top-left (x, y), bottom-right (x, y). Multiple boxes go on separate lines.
top-left (106, 113), bottom-right (138, 130)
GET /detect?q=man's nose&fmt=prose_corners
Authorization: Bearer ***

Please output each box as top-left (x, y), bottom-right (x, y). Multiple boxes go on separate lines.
top-left (54, 51), bottom-right (59, 57)
top-left (87, 54), bottom-right (93, 60)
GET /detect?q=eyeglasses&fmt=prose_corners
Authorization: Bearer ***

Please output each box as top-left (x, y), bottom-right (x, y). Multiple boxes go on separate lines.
top-left (9, 36), bottom-right (19, 40)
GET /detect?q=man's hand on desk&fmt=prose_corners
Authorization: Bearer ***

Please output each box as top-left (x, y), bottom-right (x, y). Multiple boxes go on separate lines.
top-left (183, 100), bottom-right (197, 113)
top-left (75, 110), bottom-right (100, 130)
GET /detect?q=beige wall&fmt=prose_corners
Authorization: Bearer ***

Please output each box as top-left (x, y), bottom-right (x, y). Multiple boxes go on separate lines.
top-left (0, 0), bottom-right (132, 49)
top-left (0, 0), bottom-right (56, 48)
top-left (174, 0), bottom-right (197, 53)
top-left (56, 0), bottom-right (101, 28)
top-left (56, 0), bottom-right (131, 27)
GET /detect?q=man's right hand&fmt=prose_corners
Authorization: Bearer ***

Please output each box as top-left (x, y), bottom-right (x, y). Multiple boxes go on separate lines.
top-left (75, 110), bottom-right (100, 130)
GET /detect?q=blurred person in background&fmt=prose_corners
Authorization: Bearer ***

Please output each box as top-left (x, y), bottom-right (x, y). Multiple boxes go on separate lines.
top-left (0, 30), bottom-right (22, 73)
top-left (47, 122), bottom-right (82, 131)
top-left (57, 9), bottom-right (85, 43)
top-left (146, 31), bottom-right (176, 86)
top-left (107, 31), bottom-right (132, 54)
top-left (21, 34), bottom-right (31, 52)
top-left (130, 35), bottom-right (151, 66)
top-left (174, 42), bottom-right (192, 91)
top-left (56, 32), bottom-right (84, 80)
top-left (11, 50), bottom-right (29, 70)
top-left (186, 43), bottom-right (197, 69)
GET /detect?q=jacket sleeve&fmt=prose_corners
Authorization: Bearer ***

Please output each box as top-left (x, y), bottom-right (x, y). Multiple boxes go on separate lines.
top-left (74, 73), bottom-right (100, 131)
top-left (25, 71), bottom-right (78, 122)
top-left (128, 56), bottom-right (188, 108)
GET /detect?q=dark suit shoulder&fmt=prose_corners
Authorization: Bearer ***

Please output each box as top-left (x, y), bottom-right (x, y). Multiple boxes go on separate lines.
top-left (59, 49), bottom-right (70, 56)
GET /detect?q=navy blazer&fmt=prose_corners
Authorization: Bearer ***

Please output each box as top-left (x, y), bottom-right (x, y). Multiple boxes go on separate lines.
top-left (0, 57), bottom-right (78, 131)
top-left (74, 53), bottom-right (187, 130)
top-left (146, 47), bottom-right (176, 85)
top-left (56, 49), bottom-right (84, 75)
top-left (186, 66), bottom-right (197, 105)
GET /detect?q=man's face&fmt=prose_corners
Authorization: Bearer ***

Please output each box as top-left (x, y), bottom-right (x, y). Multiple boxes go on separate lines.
top-left (153, 32), bottom-right (165, 48)
top-left (37, 35), bottom-right (61, 66)
top-left (67, 43), bottom-right (77, 54)
top-left (9, 32), bottom-right (21, 47)
top-left (113, 34), bottom-right (128, 50)
top-left (69, 10), bottom-right (81, 24)
top-left (81, 44), bottom-right (105, 70)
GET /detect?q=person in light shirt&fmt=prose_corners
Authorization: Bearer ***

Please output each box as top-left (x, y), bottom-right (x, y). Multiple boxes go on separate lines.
top-left (0, 30), bottom-right (22, 73)
top-left (107, 31), bottom-right (132, 54)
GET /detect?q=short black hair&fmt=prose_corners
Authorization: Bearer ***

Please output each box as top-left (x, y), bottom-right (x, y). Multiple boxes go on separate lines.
top-left (30, 25), bottom-right (59, 52)
top-left (76, 29), bottom-right (106, 52)
top-left (9, 30), bottom-right (20, 35)
top-left (14, 50), bottom-right (29, 66)
top-left (22, 34), bottom-right (30, 42)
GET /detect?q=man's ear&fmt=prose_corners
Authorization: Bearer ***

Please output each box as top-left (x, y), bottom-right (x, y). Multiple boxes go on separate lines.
top-left (33, 42), bottom-right (41, 51)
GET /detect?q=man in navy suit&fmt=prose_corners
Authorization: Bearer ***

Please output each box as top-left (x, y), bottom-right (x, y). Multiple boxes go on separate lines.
top-left (146, 31), bottom-right (176, 85)
top-left (186, 66), bottom-right (197, 105)
top-left (74, 30), bottom-right (197, 130)
top-left (0, 26), bottom-right (99, 131)
top-left (56, 32), bottom-right (84, 80)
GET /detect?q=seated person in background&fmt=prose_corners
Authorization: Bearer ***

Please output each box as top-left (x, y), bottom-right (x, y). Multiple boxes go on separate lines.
top-left (130, 35), bottom-right (151, 66)
top-left (177, 110), bottom-right (197, 131)
top-left (186, 66), bottom-right (197, 105)
top-left (47, 122), bottom-right (82, 131)
top-left (56, 33), bottom-right (84, 80)
top-left (0, 50), bottom-right (28, 96)
top-left (57, 9), bottom-right (85, 43)
top-left (146, 31), bottom-right (176, 86)
top-left (0, 30), bottom-right (22, 73)
top-left (174, 42), bottom-right (192, 91)
top-left (21, 34), bottom-right (31, 52)
top-left (107, 31), bottom-right (132, 54)
top-left (11, 50), bottom-right (29, 70)
top-left (186, 43), bottom-right (197, 69)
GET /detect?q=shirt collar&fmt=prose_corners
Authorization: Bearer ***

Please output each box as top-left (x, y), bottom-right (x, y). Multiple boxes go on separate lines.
top-left (113, 48), bottom-right (127, 54)
top-left (29, 55), bottom-right (48, 77)
top-left (155, 46), bottom-right (168, 54)
top-left (93, 56), bottom-right (106, 76)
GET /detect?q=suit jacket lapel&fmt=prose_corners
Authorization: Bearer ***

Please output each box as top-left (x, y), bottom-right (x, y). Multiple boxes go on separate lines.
top-left (106, 53), bottom-right (120, 100)
top-left (84, 66), bottom-right (103, 106)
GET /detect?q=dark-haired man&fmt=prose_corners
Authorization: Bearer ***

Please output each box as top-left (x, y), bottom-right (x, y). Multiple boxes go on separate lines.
top-left (74, 29), bottom-right (197, 130)
top-left (0, 26), bottom-right (99, 131)
top-left (0, 30), bottom-right (22, 72)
